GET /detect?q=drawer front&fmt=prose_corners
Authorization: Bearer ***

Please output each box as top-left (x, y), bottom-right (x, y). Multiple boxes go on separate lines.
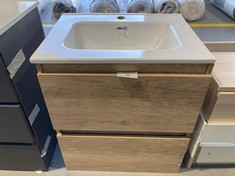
top-left (209, 92), bottom-right (235, 124)
top-left (195, 115), bottom-right (235, 143)
top-left (58, 134), bottom-right (189, 173)
top-left (38, 74), bottom-right (211, 133)
top-left (196, 143), bottom-right (235, 164)
top-left (0, 144), bottom-right (47, 171)
top-left (200, 124), bottom-right (235, 143)
top-left (0, 105), bottom-right (33, 143)
top-left (0, 58), bottom-right (18, 103)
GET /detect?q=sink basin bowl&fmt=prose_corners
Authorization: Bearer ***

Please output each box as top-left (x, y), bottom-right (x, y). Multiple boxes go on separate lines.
top-left (30, 14), bottom-right (215, 64)
top-left (64, 22), bottom-right (181, 50)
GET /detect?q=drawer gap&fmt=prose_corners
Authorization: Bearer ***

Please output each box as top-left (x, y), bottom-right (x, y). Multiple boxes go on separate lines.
top-left (0, 142), bottom-right (34, 146)
top-left (59, 130), bottom-right (188, 138)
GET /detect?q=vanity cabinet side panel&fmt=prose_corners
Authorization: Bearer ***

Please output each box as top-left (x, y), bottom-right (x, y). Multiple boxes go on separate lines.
top-left (201, 78), bottom-right (219, 121)
top-left (38, 73), bottom-right (211, 133)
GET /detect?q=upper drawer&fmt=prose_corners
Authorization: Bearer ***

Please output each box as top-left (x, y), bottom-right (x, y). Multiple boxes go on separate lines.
top-left (0, 104), bottom-right (33, 143)
top-left (209, 92), bottom-right (235, 124)
top-left (38, 73), bottom-right (211, 133)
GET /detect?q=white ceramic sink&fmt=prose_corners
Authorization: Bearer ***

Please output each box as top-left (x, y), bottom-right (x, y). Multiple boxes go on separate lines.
top-left (31, 14), bottom-right (215, 64)
top-left (64, 21), bottom-right (181, 50)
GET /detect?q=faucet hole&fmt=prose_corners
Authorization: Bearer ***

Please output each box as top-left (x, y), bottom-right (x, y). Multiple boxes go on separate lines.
top-left (117, 16), bottom-right (125, 20)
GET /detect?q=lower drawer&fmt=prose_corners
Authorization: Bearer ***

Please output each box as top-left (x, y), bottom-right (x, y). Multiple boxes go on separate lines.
top-left (196, 143), bottom-right (235, 164)
top-left (58, 134), bottom-right (189, 173)
top-left (0, 104), bottom-right (33, 143)
top-left (0, 144), bottom-right (47, 171)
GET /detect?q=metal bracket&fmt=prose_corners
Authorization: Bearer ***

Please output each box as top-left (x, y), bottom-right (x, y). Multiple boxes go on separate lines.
top-left (7, 49), bottom-right (26, 79)
top-left (28, 103), bottom-right (40, 126)
top-left (41, 135), bottom-right (52, 157)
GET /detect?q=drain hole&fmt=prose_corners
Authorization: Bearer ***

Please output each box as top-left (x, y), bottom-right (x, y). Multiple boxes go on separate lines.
top-left (117, 16), bottom-right (125, 20)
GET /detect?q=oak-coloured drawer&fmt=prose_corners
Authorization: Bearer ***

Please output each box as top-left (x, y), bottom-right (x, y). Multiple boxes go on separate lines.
top-left (208, 92), bottom-right (235, 124)
top-left (38, 73), bottom-right (211, 133)
top-left (196, 143), bottom-right (235, 164)
top-left (0, 104), bottom-right (33, 143)
top-left (58, 133), bottom-right (189, 173)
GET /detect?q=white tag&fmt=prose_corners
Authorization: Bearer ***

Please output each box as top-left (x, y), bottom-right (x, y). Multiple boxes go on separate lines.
top-left (117, 72), bottom-right (138, 79)
top-left (7, 49), bottom-right (26, 79)
top-left (35, 170), bottom-right (42, 174)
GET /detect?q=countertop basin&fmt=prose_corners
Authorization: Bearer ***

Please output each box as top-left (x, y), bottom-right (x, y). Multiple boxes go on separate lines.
top-left (30, 14), bottom-right (215, 64)
top-left (64, 21), bottom-right (181, 50)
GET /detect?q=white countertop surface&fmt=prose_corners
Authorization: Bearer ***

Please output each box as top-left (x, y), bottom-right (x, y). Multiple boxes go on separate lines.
top-left (0, 1), bottom-right (38, 36)
top-left (31, 14), bottom-right (215, 64)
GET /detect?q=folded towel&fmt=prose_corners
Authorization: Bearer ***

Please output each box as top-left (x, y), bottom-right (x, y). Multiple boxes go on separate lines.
top-left (127, 0), bottom-right (154, 13)
top-left (153, 0), bottom-right (179, 13)
top-left (178, 0), bottom-right (205, 21)
top-left (90, 0), bottom-right (119, 13)
top-left (209, 0), bottom-right (235, 19)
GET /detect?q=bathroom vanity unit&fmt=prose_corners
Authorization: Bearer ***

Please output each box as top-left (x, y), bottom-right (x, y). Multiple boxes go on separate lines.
top-left (186, 52), bottom-right (235, 167)
top-left (0, 1), bottom-right (57, 171)
top-left (31, 14), bottom-right (215, 173)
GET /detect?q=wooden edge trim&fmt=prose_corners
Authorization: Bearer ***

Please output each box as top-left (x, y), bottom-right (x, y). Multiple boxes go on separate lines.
top-left (218, 92), bottom-right (235, 95)
top-left (36, 64), bottom-right (42, 73)
top-left (203, 79), bottom-right (220, 122)
top-left (37, 72), bottom-right (211, 78)
top-left (206, 64), bottom-right (214, 74)
top-left (57, 132), bottom-right (62, 137)
top-left (57, 133), bottom-right (190, 141)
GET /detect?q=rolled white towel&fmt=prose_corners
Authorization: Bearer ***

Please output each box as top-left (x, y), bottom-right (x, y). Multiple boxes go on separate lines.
top-left (178, 0), bottom-right (205, 21)
top-left (153, 0), bottom-right (179, 13)
top-left (127, 0), bottom-right (154, 13)
top-left (90, 0), bottom-right (119, 13)
top-left (37, 0), bottom-right (50, 13)
top-left (209, 0), bottom-right (235, 19)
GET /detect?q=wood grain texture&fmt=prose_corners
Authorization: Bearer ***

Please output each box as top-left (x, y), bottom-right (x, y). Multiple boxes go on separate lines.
top-left (38, 73), bottom-right (211, 133)
top-left (40, 64), bottom-right (210, 74)
top-left (201, 78), bottom-right (219, 122)
top-left (58, 134), bottom-right (189, 173)
top-left (201, 53), bottom-right (235, 123)
top-left (212, 52), bottom-right (235, 91)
